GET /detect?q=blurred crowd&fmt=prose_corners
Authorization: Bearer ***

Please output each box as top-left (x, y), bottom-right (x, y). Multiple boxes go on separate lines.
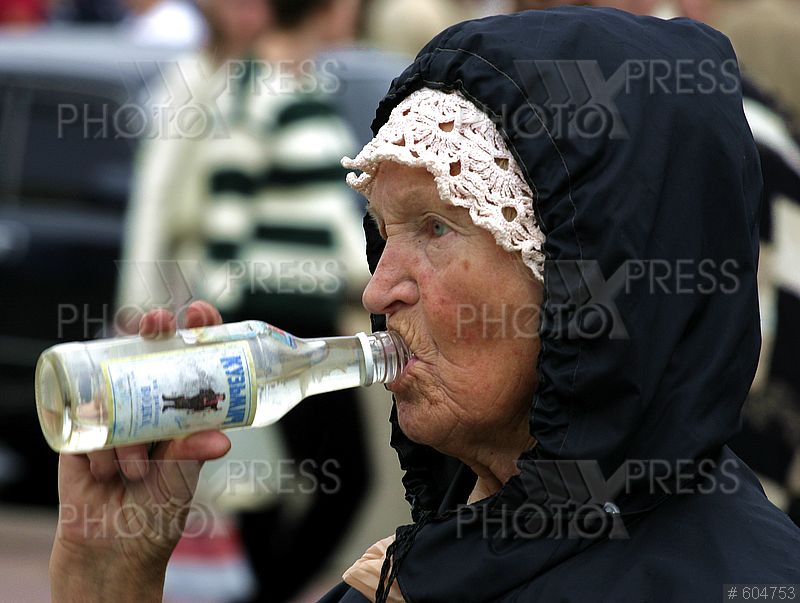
top-left (1, 1), bottom-right (799, 602)
top-left (2, 0), bottom-right (799, 122)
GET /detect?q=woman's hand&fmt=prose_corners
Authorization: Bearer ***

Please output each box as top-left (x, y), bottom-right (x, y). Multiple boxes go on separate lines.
top-left (50, 301), bottom-right (232, 602)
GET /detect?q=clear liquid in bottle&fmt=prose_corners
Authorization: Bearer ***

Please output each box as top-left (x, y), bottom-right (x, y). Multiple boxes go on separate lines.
top-left (36, 321), bottom-right (410, 453)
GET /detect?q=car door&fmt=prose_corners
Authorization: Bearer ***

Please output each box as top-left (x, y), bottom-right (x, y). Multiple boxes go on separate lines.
top-left (0, 72), bottom-right (137, 505)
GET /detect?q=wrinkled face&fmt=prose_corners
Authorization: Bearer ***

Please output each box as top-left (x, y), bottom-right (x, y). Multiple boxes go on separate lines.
top-left (362, 162), bottom-right (543, 460)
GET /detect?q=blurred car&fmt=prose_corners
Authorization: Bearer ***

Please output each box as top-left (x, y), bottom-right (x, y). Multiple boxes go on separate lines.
top-left (0, 26), bottom-right (181, 505)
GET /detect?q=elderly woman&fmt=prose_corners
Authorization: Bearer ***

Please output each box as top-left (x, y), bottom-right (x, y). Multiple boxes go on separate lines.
top-left (50, 7), bottom-right (800, 603)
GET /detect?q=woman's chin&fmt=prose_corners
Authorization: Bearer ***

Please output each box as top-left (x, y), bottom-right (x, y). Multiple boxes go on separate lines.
top-left (394, 398), bottom-right (429, 443)
top-left (387, 361), bottom-right (445, 446)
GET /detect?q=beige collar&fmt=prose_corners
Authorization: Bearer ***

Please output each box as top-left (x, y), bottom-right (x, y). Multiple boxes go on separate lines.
top-left (342, 534), bottom-right (405, 602)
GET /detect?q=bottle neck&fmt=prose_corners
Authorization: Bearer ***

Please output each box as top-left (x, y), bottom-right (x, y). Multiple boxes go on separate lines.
top-left (299, 331), bottom-right (410, 398)
top-left (357, 331), bottom-right (410, 385)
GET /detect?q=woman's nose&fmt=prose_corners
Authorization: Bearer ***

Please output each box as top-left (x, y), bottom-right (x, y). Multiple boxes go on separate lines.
top-left (362, 245), bottom-right (419, 315)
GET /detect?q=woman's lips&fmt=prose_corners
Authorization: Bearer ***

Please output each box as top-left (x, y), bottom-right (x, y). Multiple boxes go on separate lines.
top-left (386, 354), bottom-right (418, 393)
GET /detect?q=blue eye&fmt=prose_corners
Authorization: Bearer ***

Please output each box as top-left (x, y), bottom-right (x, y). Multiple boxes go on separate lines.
top-left (431, 219), bottom-right (451, 237)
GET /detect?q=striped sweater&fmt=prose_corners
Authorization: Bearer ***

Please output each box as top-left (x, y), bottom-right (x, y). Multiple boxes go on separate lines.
top-left (117, 53), bottom-right (370, 330)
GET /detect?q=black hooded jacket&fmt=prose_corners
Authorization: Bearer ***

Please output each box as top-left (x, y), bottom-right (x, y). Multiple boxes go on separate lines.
top-left (321, 7), bottom-right (800, 603)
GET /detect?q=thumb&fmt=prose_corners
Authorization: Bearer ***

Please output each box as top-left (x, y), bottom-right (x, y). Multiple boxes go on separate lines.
top-left (162, 430), bottom-right (232, 463)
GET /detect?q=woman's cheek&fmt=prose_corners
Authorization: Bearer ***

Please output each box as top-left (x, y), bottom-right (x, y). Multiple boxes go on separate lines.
top-left (434, 292), bottom-right (487, 346)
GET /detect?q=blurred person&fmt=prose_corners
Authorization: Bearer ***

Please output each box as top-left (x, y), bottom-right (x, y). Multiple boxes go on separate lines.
top-left (222, 5), bottom-right (375, 599)
top-left (49, 9), bottom-right (800, 603)
top-left (0, 0), bottom-right (46, 25)
top-left (122, 0), bottom-right (206, 47)
top-left (117, 1), bottom-right (373, 601)
top-left (116, 0), bottom-right (271, 321)
top-left (712, 0), bottom-right (800, 128)
top-left (199, 0), bottom-right (270, 65)
top-left (364, 0), bottom-right (474, 58)
top-left (732, 79), bottom-right (800, 528)
top-left (263, 0), bottom-right (361, 55)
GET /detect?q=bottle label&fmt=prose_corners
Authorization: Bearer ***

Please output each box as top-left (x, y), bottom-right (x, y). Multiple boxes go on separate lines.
top-left (101, 341), bottom-right (257, 444)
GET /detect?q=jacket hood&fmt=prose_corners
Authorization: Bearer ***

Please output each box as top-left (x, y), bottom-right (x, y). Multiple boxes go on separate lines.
top-left (361, 6), bottom-right (762, 599)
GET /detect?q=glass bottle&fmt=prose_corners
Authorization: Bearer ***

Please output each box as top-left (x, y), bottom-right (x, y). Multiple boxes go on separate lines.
top-left (36, 320), bottom-right (410, 453)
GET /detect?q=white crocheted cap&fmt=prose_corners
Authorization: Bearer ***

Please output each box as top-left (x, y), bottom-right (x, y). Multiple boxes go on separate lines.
top-left (342, 87), bottom-right (545, 282)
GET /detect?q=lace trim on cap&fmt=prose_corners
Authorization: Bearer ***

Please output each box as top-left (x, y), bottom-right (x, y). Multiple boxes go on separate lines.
top-left (342, 88), bottom-right (545, 282)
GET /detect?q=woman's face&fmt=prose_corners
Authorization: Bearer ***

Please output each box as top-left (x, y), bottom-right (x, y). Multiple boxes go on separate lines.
top-left (363, 162), bottom-right (542, 461)
top-left (207, 0), bottom-right (270, 49)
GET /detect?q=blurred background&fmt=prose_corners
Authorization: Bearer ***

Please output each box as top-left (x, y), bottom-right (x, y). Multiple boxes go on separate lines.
top-left (0, 0), bottom-right (798, 601)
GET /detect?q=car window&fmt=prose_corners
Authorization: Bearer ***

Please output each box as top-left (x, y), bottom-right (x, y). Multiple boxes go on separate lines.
top-left (0, 85), bottom-right (19, 199)
top-left (18, 85), bottom-right (137, 211)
